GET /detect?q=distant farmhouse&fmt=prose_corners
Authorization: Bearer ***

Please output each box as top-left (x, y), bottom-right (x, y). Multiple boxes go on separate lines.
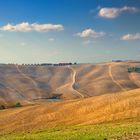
top-left (128, 67), bottom-right (140, 73)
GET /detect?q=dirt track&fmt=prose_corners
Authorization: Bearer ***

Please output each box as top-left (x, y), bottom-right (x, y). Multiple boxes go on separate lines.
top-left (108, 64), bottom-right (126, 91)
top-left (15, 65), bottom-right (41, 95)
top-left (69, 67), bottom-right (84, 98)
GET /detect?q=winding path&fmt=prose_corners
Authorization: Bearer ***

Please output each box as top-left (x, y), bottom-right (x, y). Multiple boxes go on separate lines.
top-left (109, 64), bottom-right (126, 91)
top-left (15, 65), bottom-right (41, 95)
top-left (0, 82), bottom-right (25, 99)
top-left (129, 73), bottom-right (140, 88)
top-left (69, 66), bottom-right (84, 98)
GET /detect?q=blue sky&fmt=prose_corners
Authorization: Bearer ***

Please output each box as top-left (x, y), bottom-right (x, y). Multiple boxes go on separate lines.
top-left (0, 0), bottom-right (140, 64)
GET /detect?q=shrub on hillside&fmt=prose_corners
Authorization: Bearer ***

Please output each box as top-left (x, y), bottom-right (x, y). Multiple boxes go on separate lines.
top-left (0, 105), bottom-right (6, 110)
top-left (14, 102), bottom-right (22, 108)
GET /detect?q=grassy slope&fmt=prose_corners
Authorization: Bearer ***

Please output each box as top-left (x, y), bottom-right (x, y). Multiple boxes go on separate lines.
top-left (0, 88), bottom-right (140, 135)
top-left (0, 121), bottom-right (140, 140)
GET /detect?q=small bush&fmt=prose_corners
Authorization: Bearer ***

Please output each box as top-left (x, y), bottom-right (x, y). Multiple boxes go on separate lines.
top-left (14, 102), bottom-right (22, 108)
top-left (0, 105), bottom-right (6, 110)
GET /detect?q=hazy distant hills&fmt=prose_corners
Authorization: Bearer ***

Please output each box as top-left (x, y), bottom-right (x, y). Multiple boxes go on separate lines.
top-left (0, 61), bottom-right (140, 105)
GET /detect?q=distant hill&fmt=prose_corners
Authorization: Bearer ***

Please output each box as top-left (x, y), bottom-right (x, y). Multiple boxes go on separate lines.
top-left (0, 61), bottom-right (140, 105)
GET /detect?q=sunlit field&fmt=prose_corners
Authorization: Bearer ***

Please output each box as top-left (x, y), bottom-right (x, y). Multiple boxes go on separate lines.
top-left (0, 121), bottom-right (140, 140)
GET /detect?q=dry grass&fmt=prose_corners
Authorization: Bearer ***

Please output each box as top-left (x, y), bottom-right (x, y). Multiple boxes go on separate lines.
top-left (0, 88), bottom-right (140, 134)
top-left (0, 61), bottom-right (140, 138)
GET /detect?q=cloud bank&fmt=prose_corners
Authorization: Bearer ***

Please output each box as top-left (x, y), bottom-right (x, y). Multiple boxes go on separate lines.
top-left (0, 22), bottom-right (64, 32)
top-left (98, 6), bottom-right (139, 18)
top-left (77, 28), bottom-right (105, 38)
top-left (121, 33), bottom-right (140, 41)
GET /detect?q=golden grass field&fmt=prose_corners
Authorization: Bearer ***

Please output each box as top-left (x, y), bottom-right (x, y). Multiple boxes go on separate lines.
top-left (0, 61), bottom-right (140, 139)
top-left (0, 88), bottom-right (140, 134)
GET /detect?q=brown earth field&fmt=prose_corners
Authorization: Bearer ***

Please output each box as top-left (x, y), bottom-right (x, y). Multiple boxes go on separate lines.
top-left (0, 61), bottom-right (140, 137)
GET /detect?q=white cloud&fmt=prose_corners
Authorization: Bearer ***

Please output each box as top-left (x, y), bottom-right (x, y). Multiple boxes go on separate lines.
top-left (121, 33), bottom-right (140, 41)
top-left (98, 6), bottom-right (139, 18)
top-left (0, 22), bottom-right (64, 32)
top-left (77, 28), bottom-right (105, 38)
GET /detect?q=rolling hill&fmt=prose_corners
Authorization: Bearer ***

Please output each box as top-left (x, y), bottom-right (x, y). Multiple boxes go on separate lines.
top-left (0, 61), bottom-right (140, 139)
top-left (0, 61), bottom-right (140, 105)
top-left (0, 88), bottom-right (140, 134)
